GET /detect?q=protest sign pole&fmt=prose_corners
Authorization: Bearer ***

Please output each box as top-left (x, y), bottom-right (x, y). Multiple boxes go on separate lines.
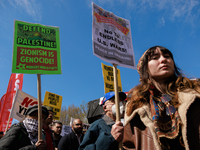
top-left (113, 64), bottom-right (120, 121)
top-left (113, 64), bottom-right (123, 150)
top-left (5, 118), bottom-right (11, 133)
top-left (37, 74), bottom-right (42, 140)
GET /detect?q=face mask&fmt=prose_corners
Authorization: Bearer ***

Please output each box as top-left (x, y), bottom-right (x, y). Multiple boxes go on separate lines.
top-left (23, 118), bottom-right (38, 132)
top-left (23, 118), bottom-right (38, 144)
top-left (111, 101), bottom-right (125, 117)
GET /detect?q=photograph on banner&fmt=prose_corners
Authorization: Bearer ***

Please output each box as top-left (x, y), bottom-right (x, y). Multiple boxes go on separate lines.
top-left (12, 20), bottom-right (62, 74)
top-left (92, 3), bottom-right (136, 69)
top-left (101, 63), bottom-right (122, 93)
top-left (61, 125), bottom-right (72, 136)
top-left (43, 91), bottom-right (62, 120)
top-left (10, 89), bottom-right (38, 121)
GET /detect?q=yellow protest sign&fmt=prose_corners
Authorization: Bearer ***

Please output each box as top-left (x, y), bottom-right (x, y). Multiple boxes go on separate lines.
top-left (43, 91), bottom-right (62, 120)
top-left (101, 63), bottom-right (122, 93)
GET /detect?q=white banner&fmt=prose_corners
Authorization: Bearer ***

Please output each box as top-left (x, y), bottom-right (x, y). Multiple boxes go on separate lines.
top-left (61, 125), bottom-right (72, 136)
top-left (10, 89), bottom-right (38, 121)
top-left (92, 3), bottom-right (136, 69)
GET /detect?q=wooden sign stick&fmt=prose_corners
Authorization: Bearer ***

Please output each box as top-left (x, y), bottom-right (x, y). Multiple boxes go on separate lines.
top-left (37, 74), bottom-right (42, 140)
top-left (113, 64), bottom-right (123, 150)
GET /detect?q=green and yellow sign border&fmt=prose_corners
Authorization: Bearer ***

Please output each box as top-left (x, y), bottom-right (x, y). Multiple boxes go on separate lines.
top-left (12, 20), bottom-right (62, 74)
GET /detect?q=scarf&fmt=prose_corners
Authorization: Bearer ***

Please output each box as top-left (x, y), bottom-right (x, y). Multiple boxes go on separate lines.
top-left (149, 86), bottom-right (182, 148)
top-left (23, 118), bottom-right (38, 145)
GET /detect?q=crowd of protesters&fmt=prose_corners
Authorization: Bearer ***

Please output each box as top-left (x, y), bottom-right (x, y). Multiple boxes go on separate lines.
top-left (0, 46), bottom-right (200, 150)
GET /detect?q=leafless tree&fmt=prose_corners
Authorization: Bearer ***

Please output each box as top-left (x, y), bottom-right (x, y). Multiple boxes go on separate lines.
top-left (59, 101), bottom-right (88, 125)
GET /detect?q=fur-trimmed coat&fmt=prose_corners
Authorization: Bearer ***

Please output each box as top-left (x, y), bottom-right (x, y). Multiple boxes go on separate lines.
top-left (123, 89), bottom-right (200, 150)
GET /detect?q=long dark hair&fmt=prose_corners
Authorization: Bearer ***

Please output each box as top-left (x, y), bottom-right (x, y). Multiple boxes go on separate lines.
top-left (126, 46), bottom-right (200, 116)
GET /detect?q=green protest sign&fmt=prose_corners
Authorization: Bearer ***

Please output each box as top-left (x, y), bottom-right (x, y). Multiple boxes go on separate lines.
top-left (12, 20), bottom-right (61, 74)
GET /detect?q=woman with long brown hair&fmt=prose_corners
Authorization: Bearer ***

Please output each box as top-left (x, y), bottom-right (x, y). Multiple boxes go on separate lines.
top-left (123, 46), bottom-right (200, 150)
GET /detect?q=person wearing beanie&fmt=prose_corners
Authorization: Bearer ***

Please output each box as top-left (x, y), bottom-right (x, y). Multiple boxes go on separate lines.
top-left (0, 105), bottom-right (48, 150)
top-left (79, 91), bottom-right (126, 150)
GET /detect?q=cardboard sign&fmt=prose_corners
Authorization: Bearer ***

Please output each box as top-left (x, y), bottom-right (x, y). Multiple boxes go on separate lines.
top-left (10, 89), bottom-right (38, 121)
top-left (101, 63), bottom-right (122, 93)
top-left (43, 91), bottom-right (62, 120)
top-left (12, 20), bottom-right (62, 74)
top-left (92, 3), bottom-right (136, 69)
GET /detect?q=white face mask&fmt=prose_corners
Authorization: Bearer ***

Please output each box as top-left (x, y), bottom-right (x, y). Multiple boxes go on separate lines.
top-left (111, 102), bottom-right (125, 117)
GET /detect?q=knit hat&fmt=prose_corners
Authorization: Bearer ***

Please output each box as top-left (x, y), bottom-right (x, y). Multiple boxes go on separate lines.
top-left (25, 105), bottom-right (49, 119)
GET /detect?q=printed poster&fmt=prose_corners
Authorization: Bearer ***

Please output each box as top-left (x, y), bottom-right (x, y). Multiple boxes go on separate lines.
top-left (61, 125), bottom-right (72, 136)
top-left (101, 63), bottom-right (122, 93)
top-left (12, 20), bottom-right (62, 74)
top-left (43, 91), bottom-right (62, 120)
top-left (92, 3), bottom-right (136, 69)
top-left (10, 89), bottom-right (38, 121)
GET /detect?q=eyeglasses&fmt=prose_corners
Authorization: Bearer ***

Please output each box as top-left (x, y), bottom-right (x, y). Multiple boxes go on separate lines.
top-left (161, 94), bottom-right (176, 116)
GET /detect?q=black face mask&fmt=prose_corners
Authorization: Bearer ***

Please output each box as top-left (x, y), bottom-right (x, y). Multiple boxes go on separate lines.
top-left (73, 127), bottom-right (83, 134)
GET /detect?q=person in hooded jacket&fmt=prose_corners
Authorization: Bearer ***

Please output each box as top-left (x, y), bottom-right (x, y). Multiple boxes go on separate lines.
top-left (0, 105), bottom-right (49, 150)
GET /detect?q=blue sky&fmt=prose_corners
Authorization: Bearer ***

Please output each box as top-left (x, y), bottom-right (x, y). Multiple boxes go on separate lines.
top-left (0, 0), bottom-right (200, 117)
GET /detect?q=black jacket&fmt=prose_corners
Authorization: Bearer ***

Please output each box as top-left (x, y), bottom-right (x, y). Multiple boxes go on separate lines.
top-left (0, 122), bottom-right (37, 150)
top-left (58, 129), bottom-right (84, 150)
top-left (53, 135), bottom-right (62, 148)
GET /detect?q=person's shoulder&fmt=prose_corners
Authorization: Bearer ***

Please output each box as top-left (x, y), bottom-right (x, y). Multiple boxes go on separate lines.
top-left (86, 118), bottom-right (107, 131)
top-left (91, 118), bottom-right (104, 125)
top-left (178, 89), bottom-right (200, 102)
top-left (58, 132), bottom-right (74, 145)
top-left (58, 134), bottom-right (68, 148)
top-left (4, 122), bottom-right (24, 137)
top-left (61, 132), bottom-right (71, 139)
top-left (8, 122), bottom-right (23, 132)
